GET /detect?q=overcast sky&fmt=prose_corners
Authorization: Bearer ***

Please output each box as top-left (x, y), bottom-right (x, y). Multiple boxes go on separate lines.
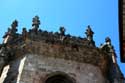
top-left (0, 0), bottom-right (124, 76)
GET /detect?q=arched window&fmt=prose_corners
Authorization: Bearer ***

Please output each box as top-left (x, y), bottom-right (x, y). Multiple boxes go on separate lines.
top-left (45, 73), bottom-right (74, 83)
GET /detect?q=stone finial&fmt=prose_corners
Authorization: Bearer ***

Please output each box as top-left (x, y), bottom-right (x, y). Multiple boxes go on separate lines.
top-left (11, 20), bottom-right (18, 29)
top-left (31, 16), bottom-right (41, 35)
top-left (85, 25), bottom-right (95, 46)
top-left (2, 20), bottom-right (19, 44)
top-left (85, 25), bottom-right (94, 41)
top-left (59, 26), bottom-right (66, 36)
top-left (10, 20), bottom-right (18, 34)
top-left (59, 26), bottom-right (66, 41)
top-left (32, 15), bottom-right (40, 27)
top-left (22, 27), bottom-right (27, 40)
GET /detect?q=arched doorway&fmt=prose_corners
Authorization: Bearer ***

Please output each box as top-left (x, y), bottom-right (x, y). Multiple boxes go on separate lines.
top-left (45, 73), bottom-right (74, 83)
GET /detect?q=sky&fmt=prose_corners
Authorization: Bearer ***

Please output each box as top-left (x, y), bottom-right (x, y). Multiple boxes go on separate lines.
top-left (0, 0), bottom-right (124, 76)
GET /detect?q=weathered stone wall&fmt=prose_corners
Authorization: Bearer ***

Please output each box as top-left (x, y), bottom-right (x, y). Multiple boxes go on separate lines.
top-left (0, 54), bottom-right (109, 83)
top-left (20, 54), bottom-right (109, 83)
top-left (0, 38), bottom-right (112, 83)
top-left (0, 56), bottom-right (24, 83)
top-left (0, 38), bottom-right (110, 83)
top-left (24, 40), bottom-right (109, 76)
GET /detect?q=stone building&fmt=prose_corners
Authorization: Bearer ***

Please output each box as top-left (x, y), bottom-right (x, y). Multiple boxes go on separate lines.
top-left (0, 16), bottom-right (124, 83)
top-left (120, 0), bottom-right (125, 62)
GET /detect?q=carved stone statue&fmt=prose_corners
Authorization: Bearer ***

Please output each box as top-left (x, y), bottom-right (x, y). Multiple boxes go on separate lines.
top-left (105, 37), bottom-right (113, 52)
top-left (59, 26), bottom-right (66, 36)
top-left (100, 37), bottom-right (117, 64)
top-left (100, 37), bottom-right (112, 52)
top-left (32, 16), bottom-right (40, 34)
top-left (100, 37), bottom-right (119, 82)
top-left (59, 27), bottom-right (66, 41)
top-left (85, 25), bottom-right (95, 46)
top-left (85, 25), bottom-right (94, 41)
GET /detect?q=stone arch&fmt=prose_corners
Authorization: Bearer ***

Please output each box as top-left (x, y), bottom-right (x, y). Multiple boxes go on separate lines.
top-left (44, 71), bottom-right (76, 83)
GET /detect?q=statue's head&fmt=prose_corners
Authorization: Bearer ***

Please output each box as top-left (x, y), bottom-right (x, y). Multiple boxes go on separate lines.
top-left (59, 26), bottom-right (66, 32)
top-left (105, 37), bottom-right (111, 43)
